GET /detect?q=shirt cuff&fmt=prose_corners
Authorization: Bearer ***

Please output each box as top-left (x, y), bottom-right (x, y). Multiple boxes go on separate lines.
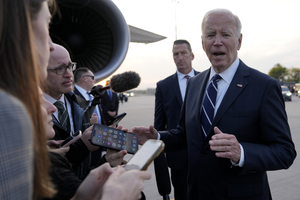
top-left (231, 143), bottom-right (244, 167)
top-left (157, 132), bottom-right (161, 140)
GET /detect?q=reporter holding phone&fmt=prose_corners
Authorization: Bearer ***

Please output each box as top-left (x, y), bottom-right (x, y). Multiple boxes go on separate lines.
top-left (41, 92), bottom-right (151, 200)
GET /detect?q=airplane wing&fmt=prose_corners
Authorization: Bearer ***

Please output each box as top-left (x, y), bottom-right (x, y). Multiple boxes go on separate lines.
top-left (129, 25), bottom-right (167, 44)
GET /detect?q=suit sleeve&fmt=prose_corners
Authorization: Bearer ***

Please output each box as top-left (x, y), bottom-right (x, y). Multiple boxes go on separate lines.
top-left (160, 92), bottom-right (188, 152)
top-left (154, 82), bottom-right (167, 131)
top-left (241, 79), bottom-right (296, 173)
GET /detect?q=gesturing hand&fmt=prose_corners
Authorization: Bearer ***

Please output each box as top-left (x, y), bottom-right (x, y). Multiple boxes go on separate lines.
top-left (131, 125), bottom-right (158, 145)
top-left (209, 127), bottom-right (241, 163)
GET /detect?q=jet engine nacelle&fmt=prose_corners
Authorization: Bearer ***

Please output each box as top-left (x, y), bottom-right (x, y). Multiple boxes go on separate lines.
top-left (49, 0), bottom-right (130, 82)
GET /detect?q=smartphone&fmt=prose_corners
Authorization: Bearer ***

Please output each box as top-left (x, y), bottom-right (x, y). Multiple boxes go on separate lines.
top-left (60, 130), bottom-right (82, 147)
top-left (124, 139), bottom-right (165, 171)
top-left (90, 124), bottom-right (138, 154)
top-left (107, 112), bottom-right (127, 127)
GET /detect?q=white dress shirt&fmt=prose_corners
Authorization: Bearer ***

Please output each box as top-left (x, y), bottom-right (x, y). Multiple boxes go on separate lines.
top-left (43, 93), bottom-right (75, 135)
top-left (177, 69), bottom-right (196, 101)
top-left (74, 85), bottom-right (102, 124)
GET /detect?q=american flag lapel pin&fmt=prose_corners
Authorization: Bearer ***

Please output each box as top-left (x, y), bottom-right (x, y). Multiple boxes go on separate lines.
top-left (237, 84), bottom-right (243, 87)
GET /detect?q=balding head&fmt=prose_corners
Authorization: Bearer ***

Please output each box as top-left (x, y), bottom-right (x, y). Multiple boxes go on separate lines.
top-left (43, 44), bottom-right (74, 99)
top-left (48, 44), bottom-right (71, 69)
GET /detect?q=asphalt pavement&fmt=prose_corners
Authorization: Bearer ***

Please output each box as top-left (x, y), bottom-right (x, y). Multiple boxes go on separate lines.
top-left (118, 93), bottom-right (300, 200)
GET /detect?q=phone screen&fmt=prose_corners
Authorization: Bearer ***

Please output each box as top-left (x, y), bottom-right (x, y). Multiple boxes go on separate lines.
top-left (125, 140), bottom-right (164, 170)
top-left (90, 124), bottom-right (138, 154)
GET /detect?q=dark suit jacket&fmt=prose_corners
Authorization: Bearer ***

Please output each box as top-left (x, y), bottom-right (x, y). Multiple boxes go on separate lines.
top-left (155, 70), bottom-right (199, 170)
top-left (73, 86), bottom-right (105, 125)
top-left (160, 60), bottom-right (296, 199)
top-left (52, 92), bottom-right (92, 179)
top-left (101, 90), bottom-right (119, 124)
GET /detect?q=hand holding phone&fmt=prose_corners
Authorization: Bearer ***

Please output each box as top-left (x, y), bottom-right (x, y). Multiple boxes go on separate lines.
top-left (107, 112), bottom-right (126, 127)
top-left (60, 130), bottom-right (82, 147)
top-left (124, 139), bottom-right (165, 171)
top-left (90, 124), bottom-right (138, 154)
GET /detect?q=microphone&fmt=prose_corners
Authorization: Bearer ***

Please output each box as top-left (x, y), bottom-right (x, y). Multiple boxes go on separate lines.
top-left (110, 71), bottom-right (141, 93)
top-left (154, 151), bottom-right (171, 199)
top-left (90, 71), bottom-right (141, 96)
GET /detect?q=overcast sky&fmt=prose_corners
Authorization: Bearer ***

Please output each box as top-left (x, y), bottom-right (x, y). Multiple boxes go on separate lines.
top-left (104, 0), bottom-right (300, 90)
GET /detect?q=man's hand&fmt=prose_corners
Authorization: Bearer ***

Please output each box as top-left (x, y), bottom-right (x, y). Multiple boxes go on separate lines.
top-left (105, 149), bottom-right (127, 167)
top-left (90, 113), bottom-right (98, 125)
top-left (209, 127), bottom-right (241, 163)
top-left (131, 125), bottom-right (158, 145)
top-left (81, 125), bottom-right (99, 152)
top-left (108, 111), bottom-right (116, 117)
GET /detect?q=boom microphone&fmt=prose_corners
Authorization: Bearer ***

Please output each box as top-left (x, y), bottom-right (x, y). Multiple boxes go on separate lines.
top-left (110, 71), bottom-right (141, 93)
top-left (90, 71), bottom-right (141, 97)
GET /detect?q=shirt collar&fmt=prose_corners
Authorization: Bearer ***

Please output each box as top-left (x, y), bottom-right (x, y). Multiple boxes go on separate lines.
top-left (43, 93), bottom-right (65, 105)
top-left (209, 58), bottom-right (240, 83)
top-left (74, 84), bottom-right (91, 100)
top-left (177, 69), bottom-right (195, 81)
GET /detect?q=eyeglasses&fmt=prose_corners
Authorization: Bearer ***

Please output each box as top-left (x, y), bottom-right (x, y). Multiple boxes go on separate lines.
top-left (47, 62), bottom-right (77, 75)
top-left (83, 75), bottom-right (94, 80)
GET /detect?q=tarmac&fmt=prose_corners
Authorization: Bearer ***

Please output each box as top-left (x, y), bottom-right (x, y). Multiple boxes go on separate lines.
top-left (118, 93), bottom-right (300, 200)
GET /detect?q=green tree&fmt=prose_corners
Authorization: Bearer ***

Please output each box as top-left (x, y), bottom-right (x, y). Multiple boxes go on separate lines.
top-left (268, 63), bottom-right (287, 82)
top-left (286, 67), bottom-right (300, 82)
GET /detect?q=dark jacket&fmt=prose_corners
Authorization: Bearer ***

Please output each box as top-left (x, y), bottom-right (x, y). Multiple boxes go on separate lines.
top-left (160, 60), bottom-right (296, 199)
top-left (52, 92), bottom-right (93, 179)
top-left (101, 90), bottom-right (119, 124)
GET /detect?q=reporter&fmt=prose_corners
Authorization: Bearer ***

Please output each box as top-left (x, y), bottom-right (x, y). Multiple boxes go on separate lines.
top-left (0, 0), bottom-right (56, 199)
top-left (40, 93), bottom-right (151, 200)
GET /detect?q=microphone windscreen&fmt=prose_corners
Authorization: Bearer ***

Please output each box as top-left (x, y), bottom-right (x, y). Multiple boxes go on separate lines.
top-left (110, 71), bottom-right (141, 93)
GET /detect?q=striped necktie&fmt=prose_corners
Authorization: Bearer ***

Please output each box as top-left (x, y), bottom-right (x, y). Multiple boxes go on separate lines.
top-left (54, 101), bottom-right (70, 132)
top-left (184, 75), bottom-right (190, 87)
top-left (200, 74), bottom-right (222, 137)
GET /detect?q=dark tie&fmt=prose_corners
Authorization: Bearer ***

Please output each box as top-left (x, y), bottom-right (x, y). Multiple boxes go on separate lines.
top-left (184, 75), bottom-right (190, 87)
top-left (200, 74), bottom-right (222, 137)
top-left (54, 101), bottom-right (70, 132)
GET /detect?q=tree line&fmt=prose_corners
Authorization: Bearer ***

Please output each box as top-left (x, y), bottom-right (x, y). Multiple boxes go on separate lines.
top-left (268, 63), bottom-right (300, 83)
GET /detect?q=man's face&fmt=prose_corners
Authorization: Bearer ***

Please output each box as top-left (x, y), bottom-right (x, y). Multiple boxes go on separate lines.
top-left (173, 43), bottom-right (194, 74)
top-left (82, 70), bottom-right (95, 91)
top-left (44, 46), bottom-right (73, 99)
top-left (202, 12), bottom-right (242, 73)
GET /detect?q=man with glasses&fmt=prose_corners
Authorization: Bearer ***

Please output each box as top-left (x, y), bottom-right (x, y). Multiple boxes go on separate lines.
top-left (73, 67), bottom-right (107, 168)
top-left (42, 44), bottom-right (126, 179)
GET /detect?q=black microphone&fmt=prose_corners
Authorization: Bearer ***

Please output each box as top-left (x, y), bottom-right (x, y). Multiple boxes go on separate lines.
top-left (110, 71), bottom-right (141, 93)
top-left (154, 151), bottom-right (171, 200)
top-left (90, 71), bottom-right (141, 97)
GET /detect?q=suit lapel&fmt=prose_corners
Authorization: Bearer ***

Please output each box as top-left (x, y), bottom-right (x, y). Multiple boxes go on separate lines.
top-left (207, 61), bottom-right (250, 140)
top-left (171, 73), bottom-right (183, 105)
top-left (186, 69), bottom-right (210, 151)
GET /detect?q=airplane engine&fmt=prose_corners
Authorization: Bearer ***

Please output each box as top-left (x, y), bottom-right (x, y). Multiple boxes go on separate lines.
top-left (49, 0), bottom-right (130, 82)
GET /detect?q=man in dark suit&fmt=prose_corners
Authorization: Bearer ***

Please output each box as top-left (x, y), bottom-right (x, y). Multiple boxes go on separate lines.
top-left (101, 80), bottom-right (119, 124)
top-left (133, 9), bottom-right (296, 199)
top-left (43, 44), bottom-right (126, 179)
top-left (155, 39), bottom-right (199, 200)
top-left (73, 67), bottom-right (108, 168)
top-left (73, 67), bottom-right (105, 126)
